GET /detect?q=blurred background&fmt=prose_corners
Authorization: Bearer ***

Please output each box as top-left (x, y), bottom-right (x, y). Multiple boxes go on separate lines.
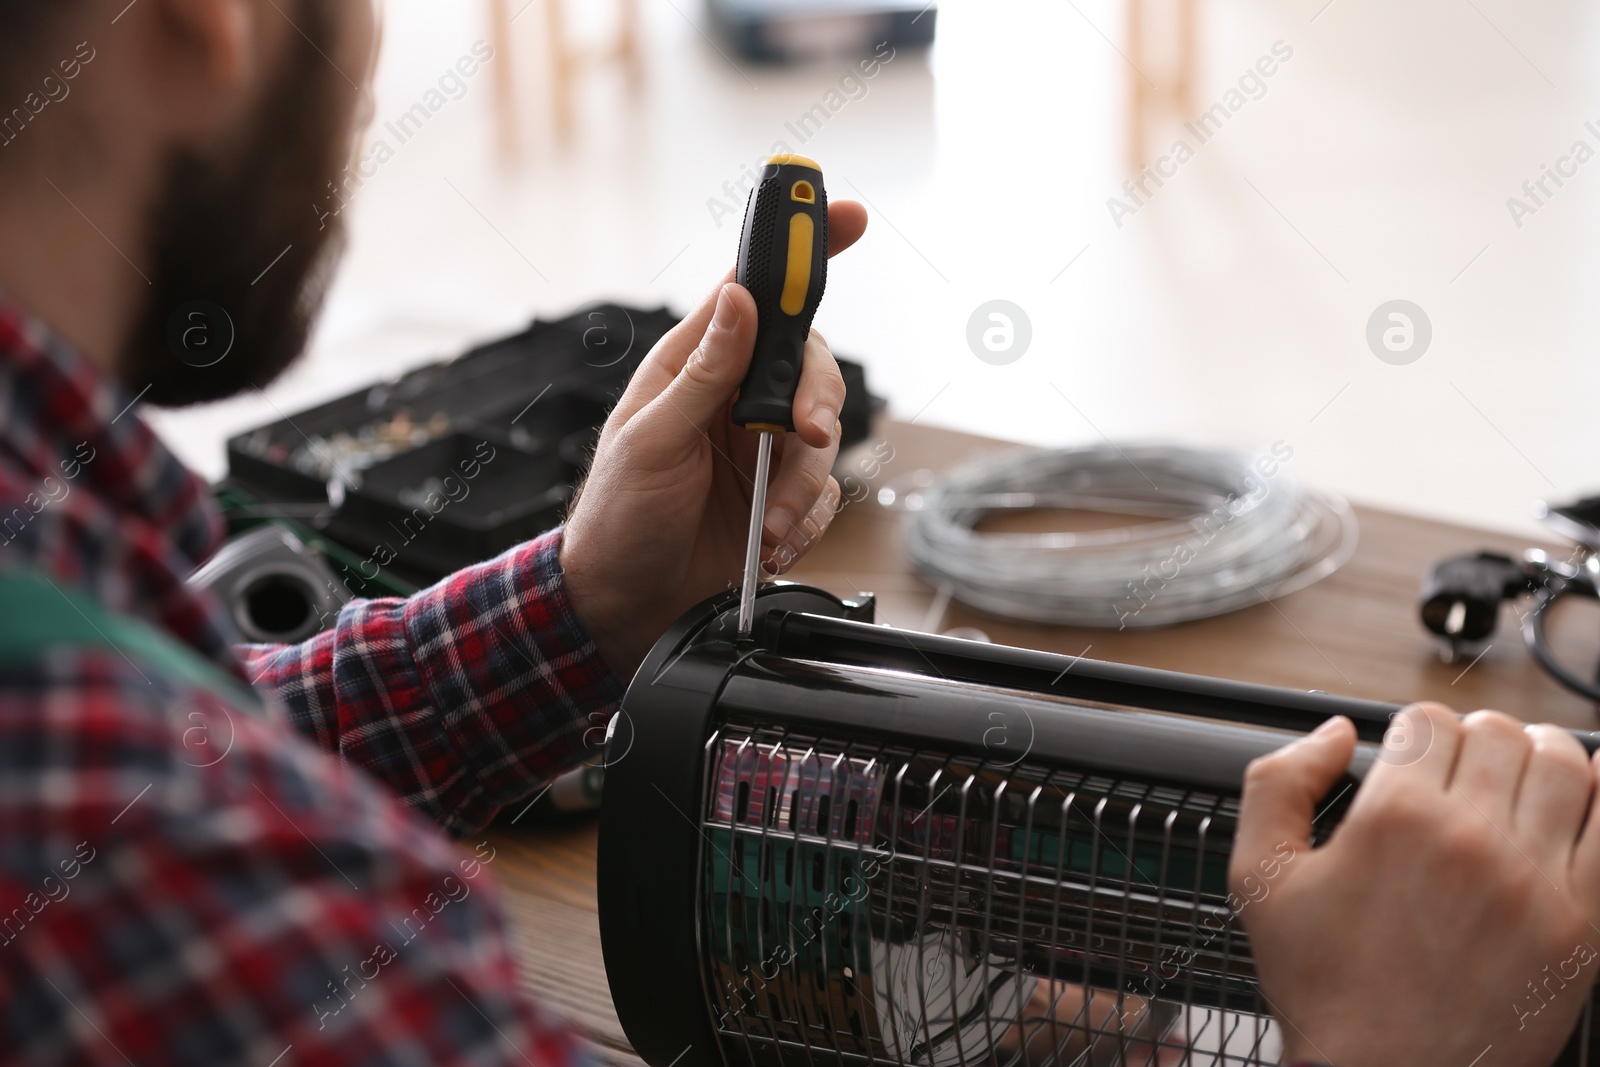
top-left (151, 0), bottom-right (1600, 538)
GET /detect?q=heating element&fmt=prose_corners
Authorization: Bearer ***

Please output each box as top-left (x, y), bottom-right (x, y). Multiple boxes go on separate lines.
top-left (597, 585), bottom-right (1600, 1067)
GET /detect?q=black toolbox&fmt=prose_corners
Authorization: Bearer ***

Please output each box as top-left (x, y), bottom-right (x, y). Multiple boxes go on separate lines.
top-left (221, 302), bottom-right (881, 592)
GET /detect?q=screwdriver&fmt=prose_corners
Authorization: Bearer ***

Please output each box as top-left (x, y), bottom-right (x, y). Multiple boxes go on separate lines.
top-left (732, 153), bottom-right (829, 638)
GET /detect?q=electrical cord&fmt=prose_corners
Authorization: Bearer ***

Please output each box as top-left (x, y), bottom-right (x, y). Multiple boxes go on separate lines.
top-left (1524, 583), bottom-right (1600, 703)
top-left (903, 444), bottom-right (1357, 628)
top-left (1420, 547), bottom-right (1600, 704)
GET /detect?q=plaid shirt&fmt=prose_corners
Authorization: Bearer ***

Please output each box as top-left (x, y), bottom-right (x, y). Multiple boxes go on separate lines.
top-left (0, 294), bottom-right (624, 1065)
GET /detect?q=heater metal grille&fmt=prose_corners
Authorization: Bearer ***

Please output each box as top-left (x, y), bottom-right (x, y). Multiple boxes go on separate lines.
top-left (598, 592), bottom-right (1600, 1067)
top-left (698, 721), bottom-right (1323, 1067)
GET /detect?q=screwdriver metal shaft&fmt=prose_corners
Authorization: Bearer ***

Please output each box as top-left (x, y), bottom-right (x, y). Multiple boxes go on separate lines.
top-left (736, 429), bottom-right (775, 638)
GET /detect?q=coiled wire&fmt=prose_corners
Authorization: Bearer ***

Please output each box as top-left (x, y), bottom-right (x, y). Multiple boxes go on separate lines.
top-left (903, 444), bottom-right (1357, 628)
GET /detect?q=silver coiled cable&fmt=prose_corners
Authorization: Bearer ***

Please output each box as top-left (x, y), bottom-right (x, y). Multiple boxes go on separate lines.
top-left (902, 444), bottom-right (1358, 628)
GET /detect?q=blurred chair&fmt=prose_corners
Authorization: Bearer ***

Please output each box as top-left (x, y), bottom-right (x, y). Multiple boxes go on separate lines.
top-left (486, 0), bottom-right (645, 158)
top-left (1126, 0), bottom-right (1197, 172)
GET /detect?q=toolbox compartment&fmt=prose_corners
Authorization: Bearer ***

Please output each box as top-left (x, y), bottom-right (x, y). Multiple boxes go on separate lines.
top-left (334, 432), bottom-right (573, 579)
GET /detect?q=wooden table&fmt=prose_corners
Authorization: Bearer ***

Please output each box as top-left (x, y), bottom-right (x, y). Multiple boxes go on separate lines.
top-left (484, 419), bottom-right (1598, 1066)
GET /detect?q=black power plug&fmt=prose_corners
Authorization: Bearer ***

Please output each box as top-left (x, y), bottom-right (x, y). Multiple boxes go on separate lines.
top-left (1419, 494), bottom-right (1600, 700)
top-left (1418, 551), bottom-right (1529, 652)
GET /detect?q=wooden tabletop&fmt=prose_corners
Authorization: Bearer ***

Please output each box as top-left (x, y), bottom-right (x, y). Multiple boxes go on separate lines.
top-left (484, 419), bottom-right (1599, 1066)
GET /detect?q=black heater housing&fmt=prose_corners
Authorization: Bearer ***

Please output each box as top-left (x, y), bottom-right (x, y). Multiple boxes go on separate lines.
top-left (597, 585), bottom-right (1600, 1067)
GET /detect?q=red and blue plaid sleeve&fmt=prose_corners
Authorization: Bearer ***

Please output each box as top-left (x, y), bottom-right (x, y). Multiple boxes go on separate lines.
top-left (0, 650), bottom-right (600, 1067)
top-left (239, 529), bottom-right (625, 836)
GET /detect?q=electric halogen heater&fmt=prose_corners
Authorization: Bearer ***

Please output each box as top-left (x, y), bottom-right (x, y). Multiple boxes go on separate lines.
top-left (597, 586), bottom-right (1600, 1067)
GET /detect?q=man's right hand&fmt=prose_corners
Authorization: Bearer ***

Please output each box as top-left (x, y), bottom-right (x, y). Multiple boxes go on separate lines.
top-left (1232, 704), bottom-right (1600, 1067)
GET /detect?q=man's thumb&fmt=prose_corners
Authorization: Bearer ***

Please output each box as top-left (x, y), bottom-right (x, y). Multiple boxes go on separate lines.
top-left (1233, 716), bottom-right (1357, 875)
top-left (654, 284), bottom-right (758, 431)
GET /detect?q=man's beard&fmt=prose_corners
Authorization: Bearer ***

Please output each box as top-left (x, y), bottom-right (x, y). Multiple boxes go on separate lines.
top-left (119, 4), bottom-right (352, 407)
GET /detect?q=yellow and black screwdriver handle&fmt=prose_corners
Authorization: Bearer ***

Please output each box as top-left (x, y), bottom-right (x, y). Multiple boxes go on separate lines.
top-left (731, 154), bottom-right (828, 433)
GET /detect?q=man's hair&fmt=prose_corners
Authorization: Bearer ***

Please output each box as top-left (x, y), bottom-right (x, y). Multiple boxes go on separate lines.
top-left (0, 3), bottom-right (68, 44)
top-left (0, 4), bottom-right (82, 99)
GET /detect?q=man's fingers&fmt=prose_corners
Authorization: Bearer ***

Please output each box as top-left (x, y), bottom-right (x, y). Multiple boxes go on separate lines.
top-left (1514, 724), bottom-right (1592, 875)
top-left (792, 331), bottom-right (845, 449)
top-left (761, 416), bottom-right (841, 553)
top-left (646, 284), bottom-right (758, 437)
top-left (612, 277), bottom-right (737, 428)
top-left (751, 332), bottom-right (845, 571)
top-left (825, 199), bottom-right (869, 258)
top-left (616, 200), bottom-right (867, 423)
top-left (1572, 749), bottom-right (1600, 900)
top-left (1361, 702), bottom-right (1463, 797)
top-left (1232, 716), bottom-right (1358, 884)
top-left (764, 477), bottom-right (841, 576)
top-left (1449, 710), bottom-right (1532, 826)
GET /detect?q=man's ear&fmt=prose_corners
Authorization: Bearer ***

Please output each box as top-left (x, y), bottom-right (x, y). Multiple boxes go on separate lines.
top-left (145, 0), bottom-right (262, 97)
